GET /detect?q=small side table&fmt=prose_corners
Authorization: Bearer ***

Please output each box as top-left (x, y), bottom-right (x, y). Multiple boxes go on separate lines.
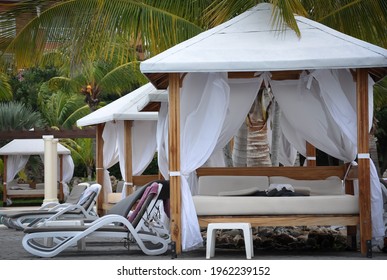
top-left (206, 222), bottom-right (254, 259)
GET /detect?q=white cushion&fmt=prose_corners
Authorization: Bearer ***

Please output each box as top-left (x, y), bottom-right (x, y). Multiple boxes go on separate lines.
top-left (198, 176), bottom-right (269, 196)
top-left (218, 186), bottom-right (261, 196)
top-left (193, 195), bottom-right (359, 215)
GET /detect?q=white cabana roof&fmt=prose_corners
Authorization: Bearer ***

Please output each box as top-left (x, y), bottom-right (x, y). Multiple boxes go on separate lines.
top-left (0, 139), bottom-right (71, 156)
top-left (76, 83), bottom-right (165, 127)
top-left (140, 3), bottom-right (387, 77)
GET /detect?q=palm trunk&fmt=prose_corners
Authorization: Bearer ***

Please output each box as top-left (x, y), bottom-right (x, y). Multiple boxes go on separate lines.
top-left (232, 122), bottom-right (247, 167)
top-left (247, 93), bottom-right (271, 167)
top-left (247, 118), bottom-right (271, 167)
top-left (270, 100), bottom-right (281, 166)
top-left (369, 134), bottom-right (381, 177)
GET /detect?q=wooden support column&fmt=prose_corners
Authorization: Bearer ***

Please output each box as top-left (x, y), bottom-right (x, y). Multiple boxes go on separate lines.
top-left (169, 73), bottom-right (182, 254)
top-left (344, 162), bottom-right (357, 250)
top-left (357, 68), bottom-right (372, 256)
top-left (59, 154), bottom-right (64, 201)
top-left (124, 120), bottom-right (134, 195)
top-left (96, 123), bottom-right (105, 215)
top-left (306, 142), bottom-right (316, 167)
top-left (2, 155), bottom-right (7, 206)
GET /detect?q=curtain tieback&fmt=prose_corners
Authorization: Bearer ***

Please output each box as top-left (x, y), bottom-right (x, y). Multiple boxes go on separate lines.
top-left (358, 153), bottom-right (370, 159)
top-left (169, 171), bottom-right (190, 177)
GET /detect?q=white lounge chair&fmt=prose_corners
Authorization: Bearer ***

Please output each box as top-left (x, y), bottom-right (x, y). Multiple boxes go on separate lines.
top-left (4, 184), bottom-right (101, 230)
top-left (22, 180), bottom-right (170, 257)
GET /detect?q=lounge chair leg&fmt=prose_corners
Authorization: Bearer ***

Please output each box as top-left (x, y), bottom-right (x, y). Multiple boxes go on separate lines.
top-left (170, 241), bottom-right (177, 259)
top-left (77, 238), bottom-right (86, 251)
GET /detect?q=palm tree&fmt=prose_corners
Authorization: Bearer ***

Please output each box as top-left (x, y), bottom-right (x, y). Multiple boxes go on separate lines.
top-left (46, 59), bottom-right (147, 111)
top-left (61, 138), bottom-right (95, 180)
top-left (37, 84), bottom-right (90, 129)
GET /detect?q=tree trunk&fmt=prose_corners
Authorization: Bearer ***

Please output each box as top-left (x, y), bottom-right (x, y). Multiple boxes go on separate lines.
top-left (369, 134), bottom-right (381, 177)
top-left (232, 122), bottom-right (247, 167)
top-left (247, 92), bottom-right (271, 167)
top-left (270, 100), bottom-right (281, 166)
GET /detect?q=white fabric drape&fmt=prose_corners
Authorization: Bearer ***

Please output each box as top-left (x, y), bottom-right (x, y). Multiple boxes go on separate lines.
top-left (117, 120), bottom-right (158, 198)
top-left (102, 121), bottom-right (119, 198)
top-left (58, 154), bottom-right (74, 197)
top-left (6, 155), bottom-right (29, 182)
top-left (271, 69), bottom-right (384, 239)
top-left (61, 155), bottom-right (74, 183)
top-left (179, 72), bottom-right (230, 250)
top-left (157, 102), bottom-right (170, 180)
top-left (205, 78), bottom-right (261, 167)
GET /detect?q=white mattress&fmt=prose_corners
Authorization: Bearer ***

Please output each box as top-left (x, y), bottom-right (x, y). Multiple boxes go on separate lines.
top-left (6, 189), bottom-right (45, 196)
top-left (193, 195), bottom-right (359, 215)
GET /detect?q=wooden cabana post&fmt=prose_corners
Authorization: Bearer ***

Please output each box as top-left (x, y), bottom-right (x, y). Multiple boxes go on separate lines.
top-left (59, 154), bottom-right (64, 201)
top-left (124, 120), bottom-right (134, 195)
top-left (96, 123), bottom-right (105, 215)
top-left (357, 68), bottom-right (372, 256)
top-left (306, 142), bottom-right (317, 167)
top-left (168, 73), bottom-right (182, 253)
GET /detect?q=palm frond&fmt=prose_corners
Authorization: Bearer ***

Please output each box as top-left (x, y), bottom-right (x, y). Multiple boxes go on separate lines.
top-left (2, 0), bottom-right (203, 71)
top-left (47, 76), bottom-right (80, 93)
top-left (374, 77), bottom-right (387, 110)
top-left (61, 104), bottom-right (90, 129)
top-left (98, 61), bottom-right (147, 96)
top-left (0, 101), bottom-right (45, 130)
top-left (0, 73), bottom-right (12, 101)
top-left (301, 0), bottom-right (387, 47)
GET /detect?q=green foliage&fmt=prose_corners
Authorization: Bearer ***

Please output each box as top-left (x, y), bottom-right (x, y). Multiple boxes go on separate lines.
top-left (60, 138), bottom-right (95, 178)
top-left (0, 73), bottom-right (12, 101)
top-left (38, 83), bottom-right (90, 129)
top-left (375, 107), bottom-right (387, 175)
top-left (0, 101), bottom-right (46, 131)
top-left (10, 67), bottom-right (59, 110)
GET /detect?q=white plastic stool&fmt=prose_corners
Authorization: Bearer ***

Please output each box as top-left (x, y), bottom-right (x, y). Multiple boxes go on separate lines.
top-left (206, 222), bottom-right (254, 259)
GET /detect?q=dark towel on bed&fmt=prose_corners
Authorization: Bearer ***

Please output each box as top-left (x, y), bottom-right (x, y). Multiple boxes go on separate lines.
top-left (251, 187), bottom-right (309, 197)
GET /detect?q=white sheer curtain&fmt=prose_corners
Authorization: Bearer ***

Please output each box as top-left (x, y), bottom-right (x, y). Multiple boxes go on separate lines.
top-left (117, 120), bottom-right (158, 198)
top-left (102, 121), bottom-right (119, 198)
top-left (271, 69), bottom-right (384, 239)
top-left (205, 78), bottom-right (261, 166)
top-left (61, 155), bottom-right (74, 183)
top-left (179, 72), bottom-right (230, 251)
top-left (157, 102), bottom-right (169, 179)
top-left (6, 155), bottom-right (29, 182)
top-left (58, 154), bottom-right (75, 197)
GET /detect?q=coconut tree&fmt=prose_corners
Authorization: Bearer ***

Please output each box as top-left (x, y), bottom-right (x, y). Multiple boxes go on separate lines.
top-left (37, 83), bottom-right (90, 129)
top-left (45, 59), bottom-right (147, 111)
top-left (61, 138), bottom-right (95, 180)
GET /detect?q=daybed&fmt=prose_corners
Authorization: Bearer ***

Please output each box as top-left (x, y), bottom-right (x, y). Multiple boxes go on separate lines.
top-left (193, 166), bottom-right (359, 249)
top-left (4, 180), bottom-right (60, 202)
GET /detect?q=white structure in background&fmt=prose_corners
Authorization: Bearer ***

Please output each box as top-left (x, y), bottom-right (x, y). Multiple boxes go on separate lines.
top-left (42, 135), bottom-right (58, 204)
top-left (77, 83), bottom-right (167, 201)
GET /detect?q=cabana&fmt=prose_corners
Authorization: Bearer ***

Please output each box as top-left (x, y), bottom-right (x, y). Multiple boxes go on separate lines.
top-left (140, 3), bottom-right (387, 256)
top-left (0, 139), bottom-right (74, 205)
top-left (76, 83), bottom-right (167, 213)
